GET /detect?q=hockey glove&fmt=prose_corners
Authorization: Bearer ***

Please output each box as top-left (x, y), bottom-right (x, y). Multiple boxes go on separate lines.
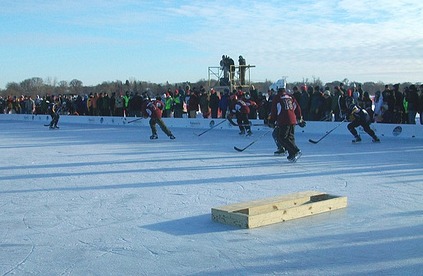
top-left (267, 120), bottom-right (276, 128)
top-left (298, 119), bottom-right (306, 128)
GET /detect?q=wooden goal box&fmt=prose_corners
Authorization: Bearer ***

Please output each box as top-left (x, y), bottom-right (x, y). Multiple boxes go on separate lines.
top-left (211, 191), bottom-right (347, 229)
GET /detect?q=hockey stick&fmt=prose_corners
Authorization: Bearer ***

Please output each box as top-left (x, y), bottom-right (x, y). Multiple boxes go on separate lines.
top-left (231, 122), bottom-right (267, 127)
top-left (126, 117), bottom-right (144, 124)
top-left (308, 119), bottom-right (347, 144)
top-left (234, 129), bottom-right (272, 152)
top-left (196, 119), bottom-right (227, 136)
top-left (227, 116), bottom-right (265, 127)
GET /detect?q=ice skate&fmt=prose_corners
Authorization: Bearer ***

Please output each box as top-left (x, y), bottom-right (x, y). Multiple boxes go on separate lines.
top-left (274, 148), bottom-right (287, 156)
top-left (287, 151), bottom-right (302, 163)
top-left (372, 137), bottom-right (380, 143)
top-left (352, 135), bottom-right (362, 143)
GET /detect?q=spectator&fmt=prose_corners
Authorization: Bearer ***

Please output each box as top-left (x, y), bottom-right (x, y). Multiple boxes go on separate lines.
top-left (299, 85), bottom-right (310, 121)
top-left (406, 85), bottom-right (419, 124)
top-left (419, 85), bottom-right (423, 125)
top-left (74, 95), bottom-right (84, 115)
top-left (188, 87), bottom-right (200, 118)
top-left (115, 94), bottom-right (124, 117)
top-left (183, 87), bottom-right (191, 117)
top-left (123, 91), bottom-right (130, 116)
top-left (102, 93), bottom-right (112, 116)
top-left (393, 84), bottom-right (404, 123)
top-left (87, 93), bottom-right (94, 116)
top-left (249, 85), bottom-right (259, 104)
top-left (332, 86), bottom-right (343, 121)
top-left (373, 91), bottom-right (384, 122)
top-left (238, 55), bottom-right (246, 85)
top-left (199, 87), bottom-right (210, 118)
top-left (321, 90), bottom-right (333, 121)
top-left (209, 89), bottom-right (220, 118)
top-left (382, 85), bottom-right (394, 123)
top-left (292, 86), bottom-right (301, 108)
top-left (219, 88), bottom-right (230, 118)
top-left (163, 90), bottom-right (174, 118)
top-left (0, 96), bottom-right (5, 114)
top-left (173, 89), bottom-right (184, 118)
top-left (257, 92), bottom-right (267, 120)
top-left (24, 95), bottom-right (35, 114)
top-left (129, 92), bottom-right (143, 117)
top-left (262, 89), bottom-right (275, 123)
top-left (309, 86), bottom-right (324, 121)
top-left (96, 93), bottom-right (104, 115)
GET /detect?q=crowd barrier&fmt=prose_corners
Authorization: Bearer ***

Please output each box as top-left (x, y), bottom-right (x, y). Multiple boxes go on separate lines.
top-left (1, 114), bottom-right (422, 139)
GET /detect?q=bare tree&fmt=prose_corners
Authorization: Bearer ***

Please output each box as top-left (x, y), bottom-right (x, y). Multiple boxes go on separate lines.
top-left (5, 82), bottom-right (24, 96)
top-left (55, 80), bottom-right (68, 95)
top-left (19, 77), bottom-right (44, 96)
top-left (69, 79), bottom-right (83, 95)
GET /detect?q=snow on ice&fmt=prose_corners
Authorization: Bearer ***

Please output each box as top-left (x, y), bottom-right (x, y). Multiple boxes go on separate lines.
top-left (0, 119), bottom-right (422, 275)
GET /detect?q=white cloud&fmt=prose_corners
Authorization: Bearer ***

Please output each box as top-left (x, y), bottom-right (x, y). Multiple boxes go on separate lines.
top-left (1, 0), bottom-right (422, 87)
top-left (158, 0), bottom-right (423, 82)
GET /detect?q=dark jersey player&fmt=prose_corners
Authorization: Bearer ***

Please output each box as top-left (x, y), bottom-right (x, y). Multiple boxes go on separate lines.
top-left (48, 97), bottom-right (60, 129)
top-left (228, 94), bottom-right (252, 136)
top-left (345, 97), bottom-right (380, 143)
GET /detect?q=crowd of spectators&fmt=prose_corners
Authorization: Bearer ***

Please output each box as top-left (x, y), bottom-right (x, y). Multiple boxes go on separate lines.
top-left (1, 83), bottom-right (422, 125)
top-left (291, 83), bottom-right (423, 125)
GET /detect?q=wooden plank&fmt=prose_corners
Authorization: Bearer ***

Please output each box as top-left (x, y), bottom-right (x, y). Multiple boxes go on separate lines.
top-left (247, 196), bottom-right (347, 228)
top-left (211, 208), bottom-right (248, 228)
top-left (213, 191), bottom-right (324, 213)
top-left (211, 191), bottom-right (347, 229)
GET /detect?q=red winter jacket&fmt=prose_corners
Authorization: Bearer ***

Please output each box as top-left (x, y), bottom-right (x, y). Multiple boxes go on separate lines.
top-left (230, 100), bottom-right (250, 115)
top-left (142, 100), bottom-right (163, 119)
top-left (270, 92), bottom-right (302, 126)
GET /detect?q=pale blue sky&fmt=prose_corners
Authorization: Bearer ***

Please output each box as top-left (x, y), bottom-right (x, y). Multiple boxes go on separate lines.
top-left (1, 0), bottom-right (422, 89)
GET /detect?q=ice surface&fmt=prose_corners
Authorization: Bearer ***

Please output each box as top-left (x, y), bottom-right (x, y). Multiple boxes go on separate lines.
top-left (0, 121), bottom-right (422, 275)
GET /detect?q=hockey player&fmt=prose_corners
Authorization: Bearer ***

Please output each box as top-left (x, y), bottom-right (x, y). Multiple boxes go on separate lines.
top-left (228, 94), bottom-right (252, 136)
top-left (345, 97), bottom-right (380, 143)
top-left (142, 96), bottom-right (175, 140)
top-left (271, 124), bottom-right (287, 155)
top-left (267, 114), bottom-right (286, 155)
top-left (269, 88), bottom-right (304, 162)
top-left (48, 96), bottom-right (60, 129)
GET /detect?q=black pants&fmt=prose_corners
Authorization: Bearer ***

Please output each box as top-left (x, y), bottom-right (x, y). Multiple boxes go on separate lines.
top-left (272, 127), bottom-right (283, 150)
top-left (276, 125), bottom-right (300, 157)
top-left (50, 113), bottom-right (60, 127)
top-left (347, 120), bottom-right (377, 139)
top-left (236, 113), bottom-right (251, 132)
